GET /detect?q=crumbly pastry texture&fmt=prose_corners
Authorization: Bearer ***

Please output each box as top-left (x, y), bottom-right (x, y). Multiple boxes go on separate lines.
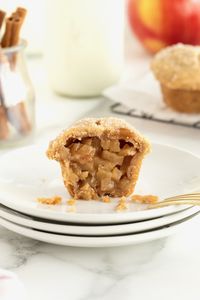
top-left (115, 196), bottom-right (128, 212)
top-left (47, 117), bottom-right (151, 200)
top-left (131, 194), bottom-right (158, 204)
top-left (151, 43), bottom-right (200, 91)
top-left (37, 196), bottom-right (62, 205)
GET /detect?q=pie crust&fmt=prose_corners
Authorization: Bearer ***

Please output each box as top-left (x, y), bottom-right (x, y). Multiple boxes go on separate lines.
top-left (47, 118), bottom-right (151, 200)
top-left (151, 43), bottom-right (200, 113)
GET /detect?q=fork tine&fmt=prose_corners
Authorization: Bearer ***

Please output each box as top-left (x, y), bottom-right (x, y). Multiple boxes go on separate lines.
top-left (163, 197), bottom-right (200, 202)
top-left (169, 193), bottom-right (200, 198)
top-left (148, 199), bottom-right (200, 209)
top-left (163, 193), bottom-right (200, 202)
top-left (175, 194), bottom-right (200, 198)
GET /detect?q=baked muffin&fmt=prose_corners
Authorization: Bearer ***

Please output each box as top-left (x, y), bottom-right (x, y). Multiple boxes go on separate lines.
top-left (151, 43), bottom-right (200, 113)
top-left (47, 117), bottom-right (150, 200)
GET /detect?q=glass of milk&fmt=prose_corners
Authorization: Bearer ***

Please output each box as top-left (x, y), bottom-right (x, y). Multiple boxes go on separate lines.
top-left (45, 0), bottom-right (125, 97)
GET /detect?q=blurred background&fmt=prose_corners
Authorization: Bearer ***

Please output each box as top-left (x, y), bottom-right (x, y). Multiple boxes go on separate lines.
top-left (0, 0), bottom-right (149, 57)
top-left (2, 0), bottom-right (200, 55)
top-left (0, 0), bottom-right (200, 147)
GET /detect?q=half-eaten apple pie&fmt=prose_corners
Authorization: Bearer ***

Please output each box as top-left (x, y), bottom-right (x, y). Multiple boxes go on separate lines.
top-left (47, 117), bottom-right (150, 200)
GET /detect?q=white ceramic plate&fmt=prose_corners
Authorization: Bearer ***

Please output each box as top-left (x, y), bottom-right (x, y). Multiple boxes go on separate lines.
top-left (0, 204), bottom-right (199, 236)
top-left (0, 143), bottom-right (199, 224)
top-left (0, 212), bottom-right (199, 247)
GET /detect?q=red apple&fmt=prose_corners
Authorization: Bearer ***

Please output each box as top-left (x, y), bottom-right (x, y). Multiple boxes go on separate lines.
top-left (128, 0), bottom-right (200, 53)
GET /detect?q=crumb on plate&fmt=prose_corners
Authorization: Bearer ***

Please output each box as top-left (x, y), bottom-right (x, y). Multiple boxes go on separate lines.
top-left (131, 194), bottom-right (158, 204)
top-left (102, 196), bottom-right (111, 203)
top-left (67, 198), bottom-right (76, 212)
top-left (67, 198), bottom-right (76, 205)
top-left (115, 196), bottom-right (128, 212)
top-left (37, 196), bottom-right (62, 205)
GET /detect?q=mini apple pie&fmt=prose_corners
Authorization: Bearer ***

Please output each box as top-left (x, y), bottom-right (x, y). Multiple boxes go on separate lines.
top-left (47, 117), bottom-right (150, 200)
top-left (151, 43), bottom-right (200, 113)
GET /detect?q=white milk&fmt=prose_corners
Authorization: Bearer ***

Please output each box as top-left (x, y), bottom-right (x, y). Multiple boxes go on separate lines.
top-left (45, 0), bottom-right (124, 97)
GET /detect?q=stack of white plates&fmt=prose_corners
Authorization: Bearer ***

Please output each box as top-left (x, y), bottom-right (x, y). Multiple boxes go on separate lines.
top-left (0, 143), bottom-right (199, 247)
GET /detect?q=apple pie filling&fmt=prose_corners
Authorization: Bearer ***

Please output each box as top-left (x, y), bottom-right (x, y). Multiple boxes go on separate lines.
top-left (59, 136), bottom-right (138, 199)
top-left (47, 117), bottom-right (151, 200)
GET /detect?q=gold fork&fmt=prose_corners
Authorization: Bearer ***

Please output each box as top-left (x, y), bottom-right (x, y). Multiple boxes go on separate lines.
top-left (148, 193), bottom-right (200, 209)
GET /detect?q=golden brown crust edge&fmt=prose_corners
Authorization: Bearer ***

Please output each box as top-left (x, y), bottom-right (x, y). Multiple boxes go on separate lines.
top-left (47, 117), bottom-right (151, 161)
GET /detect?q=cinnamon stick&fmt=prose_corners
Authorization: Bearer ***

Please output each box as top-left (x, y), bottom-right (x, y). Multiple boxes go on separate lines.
top-left (0, 10), bottom-right (6, 30)
top-left (0, 48), bottom-right (9, 140)
top-left (9, 8), bottom-right (27, 47)
top-left (7, 8), bottom-right (31, 135)
top-left (16, 7), bottom-right (27, 22)
top-left (1, 8), bottom-right (26, 48)
top-left (10, 17), bottom-right (23, 46)
top-left (1, 17), bottom-right (13, 47)
top-left (0, 106), bottom-right (9, 139)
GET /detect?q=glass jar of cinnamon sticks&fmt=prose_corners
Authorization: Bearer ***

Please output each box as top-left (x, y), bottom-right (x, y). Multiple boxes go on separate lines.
top-left (0, 7), bottom-right (35, 147)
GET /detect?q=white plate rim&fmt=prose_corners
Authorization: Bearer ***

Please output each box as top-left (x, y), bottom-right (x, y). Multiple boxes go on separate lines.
top-left (0, 212), bottom-right (198, 247)
top-left (0, 204), bottom-right (199, 236)
top-left (0, 142), bottom-right (199, 224)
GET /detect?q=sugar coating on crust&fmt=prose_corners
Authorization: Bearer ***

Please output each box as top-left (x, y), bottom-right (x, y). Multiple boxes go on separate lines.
top-left (151, 43), bottom-right (200, 90)
top-left (47, 117), bottom-right (151, 160)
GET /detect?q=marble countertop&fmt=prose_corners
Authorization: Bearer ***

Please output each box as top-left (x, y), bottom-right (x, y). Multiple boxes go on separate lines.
top-left (0, 47), bottom-right (200, 299)
top-left (1, 215), bottom-right (200, 300)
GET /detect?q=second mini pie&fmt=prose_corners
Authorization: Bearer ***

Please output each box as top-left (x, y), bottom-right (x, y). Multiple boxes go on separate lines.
top-left (151, 43), bottom-right (200, 113)
top-left (47, 117), bottom-right (150, 200)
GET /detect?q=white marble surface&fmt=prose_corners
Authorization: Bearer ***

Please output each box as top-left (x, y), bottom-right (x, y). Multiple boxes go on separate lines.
top-left (0, 41), bottom-right (200, 299)
top-left (1, 216), bottom-right (200, 300)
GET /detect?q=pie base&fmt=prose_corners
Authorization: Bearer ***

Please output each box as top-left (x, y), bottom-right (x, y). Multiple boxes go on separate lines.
top-left (161, 84), bottom-right (200, 113)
